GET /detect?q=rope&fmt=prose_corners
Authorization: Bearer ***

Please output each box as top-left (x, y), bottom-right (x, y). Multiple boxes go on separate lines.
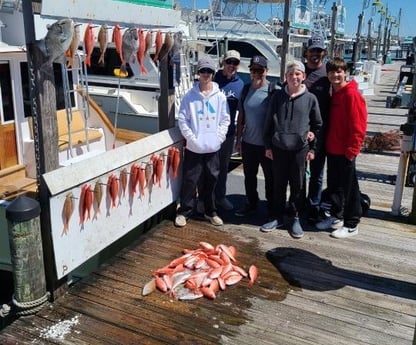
top-left (0, 304), bottom-right (11, 318)
top-left (12, 292), bottom-right (50, 316)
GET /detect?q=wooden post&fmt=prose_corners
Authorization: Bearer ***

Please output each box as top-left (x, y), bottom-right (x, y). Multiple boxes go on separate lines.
top-left (22, 0), bottom-right (64, 299)
top-left (280, 0), bottom-right (291, 82)
top-left (158, 55), bottom-right (176, 131)
top-left (329, 2), bottom-right (337, 60)
top-left (6, 196), bottom-right (49, 315)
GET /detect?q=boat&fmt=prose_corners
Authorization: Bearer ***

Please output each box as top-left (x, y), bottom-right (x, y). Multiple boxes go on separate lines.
top-left (181, 1), bottom-right (283, 83)
top-left (0, 0), bottom-right (192, 282)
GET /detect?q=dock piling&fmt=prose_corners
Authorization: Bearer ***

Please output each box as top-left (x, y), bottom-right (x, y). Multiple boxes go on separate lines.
top-left (6, 196), bottom-right (49, 315)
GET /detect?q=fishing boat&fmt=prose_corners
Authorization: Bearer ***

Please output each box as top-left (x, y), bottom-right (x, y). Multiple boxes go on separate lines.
top-left (0, 0), bottom-right (191, 282)
top-left (182, 1), bottom-right (284, 82)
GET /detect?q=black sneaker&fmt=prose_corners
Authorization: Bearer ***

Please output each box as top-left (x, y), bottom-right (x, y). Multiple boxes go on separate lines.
top-left (235, 204), bottom-right (256, 217)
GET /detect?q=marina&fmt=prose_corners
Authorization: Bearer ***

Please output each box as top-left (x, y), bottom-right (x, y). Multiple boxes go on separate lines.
top-left (0, 61), bottom-right (415, 344)
top-left (0, 0), bottom-right (415, 343)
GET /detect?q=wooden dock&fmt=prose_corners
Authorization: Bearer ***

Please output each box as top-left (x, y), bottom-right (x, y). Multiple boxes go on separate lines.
top-left (0, 62), bottom-right (415, 345)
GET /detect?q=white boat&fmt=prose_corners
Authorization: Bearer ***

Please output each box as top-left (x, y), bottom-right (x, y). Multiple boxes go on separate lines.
top-left (182, 5), bottom-right (283, 82)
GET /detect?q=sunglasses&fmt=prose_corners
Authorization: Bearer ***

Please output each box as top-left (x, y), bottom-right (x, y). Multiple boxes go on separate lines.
top-left (225, 59), bottom-right (239, 66)
top-left (199, 68), bottom-right (214, 74)
top-left (250, 68), bottom-right (265, 74)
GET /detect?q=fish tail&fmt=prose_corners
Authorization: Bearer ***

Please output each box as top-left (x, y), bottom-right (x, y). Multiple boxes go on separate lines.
top-left (98, 52), bottom-right (105, 65)
top-left (140, 64), bottom-right (148, 74)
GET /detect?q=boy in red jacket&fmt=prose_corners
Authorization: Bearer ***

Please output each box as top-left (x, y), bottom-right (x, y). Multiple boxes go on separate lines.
top-left (316, 57), bottom-right (368, 238)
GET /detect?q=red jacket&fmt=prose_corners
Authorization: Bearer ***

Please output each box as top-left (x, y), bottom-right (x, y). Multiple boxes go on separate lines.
top-left (326, 79), bottom-right (367, 160)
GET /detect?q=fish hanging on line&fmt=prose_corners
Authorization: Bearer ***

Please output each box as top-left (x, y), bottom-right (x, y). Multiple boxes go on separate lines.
top-left (112, 24), bottom-right (123, 63)
top-left (42, 18), bottom-right (74, 68)
top-left (62, 192), bottom-right (75, 236)
top-left (84, 23), bottom-right (96, 67)
top-left (137, 28), bottom-right (148, 74)
top-left (97, 24), bottom-right (109, 66)
top-left (93, 179), bottom-right (103, 217)
top-left (120, 27), bottom-right (138, 74)
top-left (66, 22), bottom-right (81, 68)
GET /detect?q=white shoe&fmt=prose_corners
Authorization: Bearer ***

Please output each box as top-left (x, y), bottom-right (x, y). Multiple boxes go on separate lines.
top-left (174, 215), bottom-right (187, 227)
top-left (331, 226), bottom-right (358, 239)
top-left (216, 197), bottom-right (234, 211)
top-left (204, 214), bottom-right (223, 226)
top-left (316, 216), bottom-right (343, 230)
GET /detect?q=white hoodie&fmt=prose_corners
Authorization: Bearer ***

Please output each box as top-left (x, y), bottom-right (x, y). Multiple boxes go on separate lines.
top-left (178, 81), bottom-right (230, 154)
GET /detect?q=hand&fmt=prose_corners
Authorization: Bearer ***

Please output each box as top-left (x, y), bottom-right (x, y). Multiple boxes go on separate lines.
top-left (307, 131), bottom-right (315, 141)
top-left (265, 149), bottom-right (273, 160)
top-left (306, 151), bottom-right (315, 161)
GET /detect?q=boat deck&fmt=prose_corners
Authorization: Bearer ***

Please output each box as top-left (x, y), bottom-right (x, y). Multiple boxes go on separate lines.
top-left (0, 62), bottom-right (415, 345)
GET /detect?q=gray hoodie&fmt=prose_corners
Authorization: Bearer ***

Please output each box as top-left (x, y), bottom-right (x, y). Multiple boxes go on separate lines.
top-left (264, 84), bottom-right (322, 153)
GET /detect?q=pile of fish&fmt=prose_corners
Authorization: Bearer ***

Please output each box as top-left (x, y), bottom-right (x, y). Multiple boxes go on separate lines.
top-left (142, 241), bottom-right (258, 300)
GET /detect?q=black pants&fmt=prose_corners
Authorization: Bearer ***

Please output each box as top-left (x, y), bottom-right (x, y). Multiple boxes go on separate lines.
top-left (241, 141), bottom-right (274, 215)
top-left (178, 149), bottom-right (219, 217)
top-left (272, 145), bottom-right (308, 218)
top-left (326, 154), bottom-right (362, 228)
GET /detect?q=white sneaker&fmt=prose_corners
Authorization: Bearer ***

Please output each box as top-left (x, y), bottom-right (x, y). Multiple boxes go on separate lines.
top-left (316, 216), bottom-right (343, 230)
top-left (174, 215), bottom-right (187, 227)
top-left (216, 197), bottom-right (234, 211)
top-left (331, 226), bottom-right (358, 239)
top-left (204, 214), bottom-right (223, 226)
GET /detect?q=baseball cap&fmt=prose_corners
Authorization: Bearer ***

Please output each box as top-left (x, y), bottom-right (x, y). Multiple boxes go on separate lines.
top-left (224, 50), bottom-right (240, 61)
top-left (307, 34), bottom-right (326, 50)
top-left (197, 56), bottom-right (216, 73)
top-left (286, 60), bottom-right (305, 73)
top-left (249, 55), bottom-right (267, 68)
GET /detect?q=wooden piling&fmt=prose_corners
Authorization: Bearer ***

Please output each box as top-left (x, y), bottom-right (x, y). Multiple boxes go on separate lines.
top-left (6, 196), bottom-right (49, 315)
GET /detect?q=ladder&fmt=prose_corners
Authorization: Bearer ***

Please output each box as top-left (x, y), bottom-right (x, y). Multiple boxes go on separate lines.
top-left (60, 51), bottom-right (91, 158)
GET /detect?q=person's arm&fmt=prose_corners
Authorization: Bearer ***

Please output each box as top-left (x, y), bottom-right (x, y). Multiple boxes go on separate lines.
top-left (345, 94), bottom-right (368, 160)
top-left (236, 101), bottom-right (245, 153)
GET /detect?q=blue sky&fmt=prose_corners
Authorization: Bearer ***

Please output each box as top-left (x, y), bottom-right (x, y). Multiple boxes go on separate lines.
top-left (180, 0), bottom-right (415, 38)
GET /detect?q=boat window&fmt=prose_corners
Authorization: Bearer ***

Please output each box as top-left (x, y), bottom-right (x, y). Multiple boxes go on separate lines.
top-left (0, 62), bottom-right (14, 122)
top-left (205, 41), bottom-right (262, 60)
top-left (19, 62), bottom-right (31, 118)
top-left (86, 47), bottom-right (133, 78)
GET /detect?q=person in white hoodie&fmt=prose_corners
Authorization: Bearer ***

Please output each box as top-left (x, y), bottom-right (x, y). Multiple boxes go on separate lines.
top-left (175, 56), bottom-right (230, 227)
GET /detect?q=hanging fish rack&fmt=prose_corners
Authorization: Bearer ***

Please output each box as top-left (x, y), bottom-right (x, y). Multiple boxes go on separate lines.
top-left (44, 127), bottom-right (184, 280)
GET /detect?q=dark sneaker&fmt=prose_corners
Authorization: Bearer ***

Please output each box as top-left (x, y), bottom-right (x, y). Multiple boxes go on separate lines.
top-left (260, 218), bottom-right (284, 233)
top-left (290, 217), bottom-right (304, 239)
top-left (316, 216), bottom-right (343, 230)
top-left (216, 197), bottom-right (234, 211)
top-left (331, 226), bottom-right (358, 239)
top-left (235, 204), bottom-right (256, 217)
top-left (307, 207), bottom-right (320, 224)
